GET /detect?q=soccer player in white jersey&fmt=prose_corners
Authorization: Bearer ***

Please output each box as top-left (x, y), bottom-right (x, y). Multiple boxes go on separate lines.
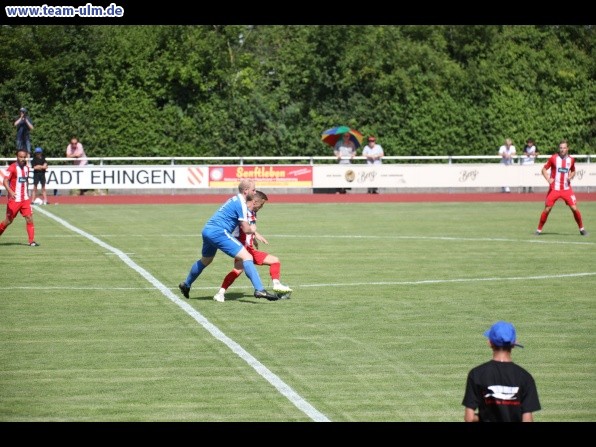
top-left (535, 140), bottom-right (587, 236)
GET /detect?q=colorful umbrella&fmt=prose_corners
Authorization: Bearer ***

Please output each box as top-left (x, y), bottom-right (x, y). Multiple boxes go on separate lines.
top-left (321, 126), bottom-right (364, 149)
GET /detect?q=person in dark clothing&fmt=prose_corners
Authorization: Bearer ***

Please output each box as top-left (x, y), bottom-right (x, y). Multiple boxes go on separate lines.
top-left (31, 147), bottom-right (48, 205)
top-left (14, 107), bottom-right (34, 154)
top-left (462, 321), bottom-right (541, 422)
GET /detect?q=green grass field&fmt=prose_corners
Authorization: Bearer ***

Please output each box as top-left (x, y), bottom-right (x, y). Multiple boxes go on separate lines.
top-left (1, 201), bottom-right (594, 422)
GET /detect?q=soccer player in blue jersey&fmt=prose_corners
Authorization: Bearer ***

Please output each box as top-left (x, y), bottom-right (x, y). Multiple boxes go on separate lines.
top-left (178, 179), bottom-right (279, 301)
top-left (213, 190), bottom-right (293, 302)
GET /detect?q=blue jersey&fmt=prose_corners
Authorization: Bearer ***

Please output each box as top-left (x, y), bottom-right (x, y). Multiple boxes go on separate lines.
top-left (204, 193), bottom-right (249, 234)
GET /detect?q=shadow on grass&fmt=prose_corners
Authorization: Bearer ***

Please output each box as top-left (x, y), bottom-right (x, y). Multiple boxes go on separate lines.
top-left (534, 232), bottom-right (584, 237)
top-left (190, 292), bottom-right (265, 303)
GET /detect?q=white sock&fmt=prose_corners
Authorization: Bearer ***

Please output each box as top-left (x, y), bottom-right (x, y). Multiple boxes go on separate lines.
top-left (218, 288), bottom-right (226, 295)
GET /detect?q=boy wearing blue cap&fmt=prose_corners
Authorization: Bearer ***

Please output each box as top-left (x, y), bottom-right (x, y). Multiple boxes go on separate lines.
top-left (462, 321), bottom-right (541, 422)
top-left (31, 147), bottom-right (48, 205)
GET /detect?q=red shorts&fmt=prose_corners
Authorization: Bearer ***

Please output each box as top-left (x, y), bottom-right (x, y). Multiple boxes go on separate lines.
top-left (6, 199), bottom-right (32, 221)
top-left (247, 246), bottom-right (268, 265)
top-left (545, 188), bottom-right (577, 207)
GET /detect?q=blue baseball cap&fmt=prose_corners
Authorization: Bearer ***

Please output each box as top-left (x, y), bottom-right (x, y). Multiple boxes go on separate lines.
top-left (484, 321), bottom-right (524, 348)
top-left (34, 147), bottom-right (43, 153)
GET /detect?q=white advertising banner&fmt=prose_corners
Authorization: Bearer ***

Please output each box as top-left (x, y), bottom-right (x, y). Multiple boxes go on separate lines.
top-left (1, 163), bottom-right (595, 190)
top-left (312, 163), bottom-right (596, 188)
top-left (25, 165), bottom-right (209, 190)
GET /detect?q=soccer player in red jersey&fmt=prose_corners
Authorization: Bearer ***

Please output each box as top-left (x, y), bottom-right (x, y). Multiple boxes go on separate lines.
top-left (213, 190), bottom-right (292, 302)
top-left (0, 149), bottom-right (39, 246)
top-left (535, 140), bottom-right (587, 236)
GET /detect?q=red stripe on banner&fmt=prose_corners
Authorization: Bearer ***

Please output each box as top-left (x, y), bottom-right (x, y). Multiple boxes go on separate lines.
top-left (187, 167), bottom-right (203, 185)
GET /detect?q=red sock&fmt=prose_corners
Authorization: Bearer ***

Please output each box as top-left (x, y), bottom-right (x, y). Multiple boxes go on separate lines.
top-left (537, 211), bottom-right (549, 231)
top-left (0, 222), bottom-right (6, 236)
top-left (221, 269), bottom-right (242, 290)
top-left (270, 262), bottom-right (281, 281)
top-left (572, 209), bottom-right (584, 229)
top-left (26, 221), bottom-right (35, 244)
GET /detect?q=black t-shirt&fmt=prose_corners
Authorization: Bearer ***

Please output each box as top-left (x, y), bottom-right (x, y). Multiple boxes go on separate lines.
top-left (462, 360), bottom-right (541, 422)
top-left (31, 155), bottom-right (47, 172)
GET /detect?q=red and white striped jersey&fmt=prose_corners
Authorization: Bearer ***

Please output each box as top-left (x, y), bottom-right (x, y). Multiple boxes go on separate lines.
top-left (5, 161), bottom-right (30, 202)
top-left (543, 153), bottom-right (575, 191)
top-left (232, 209), bottom-right (256, 247)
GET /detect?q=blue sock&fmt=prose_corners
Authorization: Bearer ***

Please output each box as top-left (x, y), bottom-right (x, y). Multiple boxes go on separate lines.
top-left (185, 260), bottom-right (206, 286)
top-left (242, 259), bottom-right (264, 291)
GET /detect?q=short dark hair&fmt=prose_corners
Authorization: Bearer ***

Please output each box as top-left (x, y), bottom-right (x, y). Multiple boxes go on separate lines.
top-left (490, 344), bottom-right (513, 352)
top-left (255, 190), bottom-right (268, 201)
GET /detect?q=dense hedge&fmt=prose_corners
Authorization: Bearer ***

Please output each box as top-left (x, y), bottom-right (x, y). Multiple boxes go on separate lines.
top-left (1, 25), bottom-right (594, 159)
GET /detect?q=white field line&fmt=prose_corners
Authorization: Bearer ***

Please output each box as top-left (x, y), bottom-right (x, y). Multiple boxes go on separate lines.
top-left (32, 206), bottom-right (330, 423)
top-left (274, 234), bottom-right (596, 246)
top-left (8, 271), bottom-right (596, 292)
top-left (38, 232), bottom-right (596, 246)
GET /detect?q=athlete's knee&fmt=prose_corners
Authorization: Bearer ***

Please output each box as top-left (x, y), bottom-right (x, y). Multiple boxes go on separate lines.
top-left (236, 248), bottom-right (252, 261)
top-left (200, 257), bottom-right (213, 266)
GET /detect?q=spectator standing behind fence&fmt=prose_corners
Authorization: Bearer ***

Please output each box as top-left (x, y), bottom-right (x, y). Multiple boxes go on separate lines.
top-left (362, 135), bottom-right (384, 194)
top-left (498, 138), bottom-right (516, 193)
top-left (31, 147), bottom-right (48, 205)
top-left (334, 133), bottom-right (356, 194)
top-left (462, 321), bottom-right (541, 422)
top-left (521, 138), bottom-right (539, 193)
top-left (14, 107), bottom-right (34, 154)
top-left (66, 137), bottom-right (88, 195)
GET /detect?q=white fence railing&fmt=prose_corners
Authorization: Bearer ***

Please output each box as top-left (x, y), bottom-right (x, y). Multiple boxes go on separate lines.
top-left (1, 155), bottom-right (594, 166)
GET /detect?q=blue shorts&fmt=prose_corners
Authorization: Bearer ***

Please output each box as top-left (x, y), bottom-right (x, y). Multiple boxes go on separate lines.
top-left (201, 224), bottom-right (243, 258)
